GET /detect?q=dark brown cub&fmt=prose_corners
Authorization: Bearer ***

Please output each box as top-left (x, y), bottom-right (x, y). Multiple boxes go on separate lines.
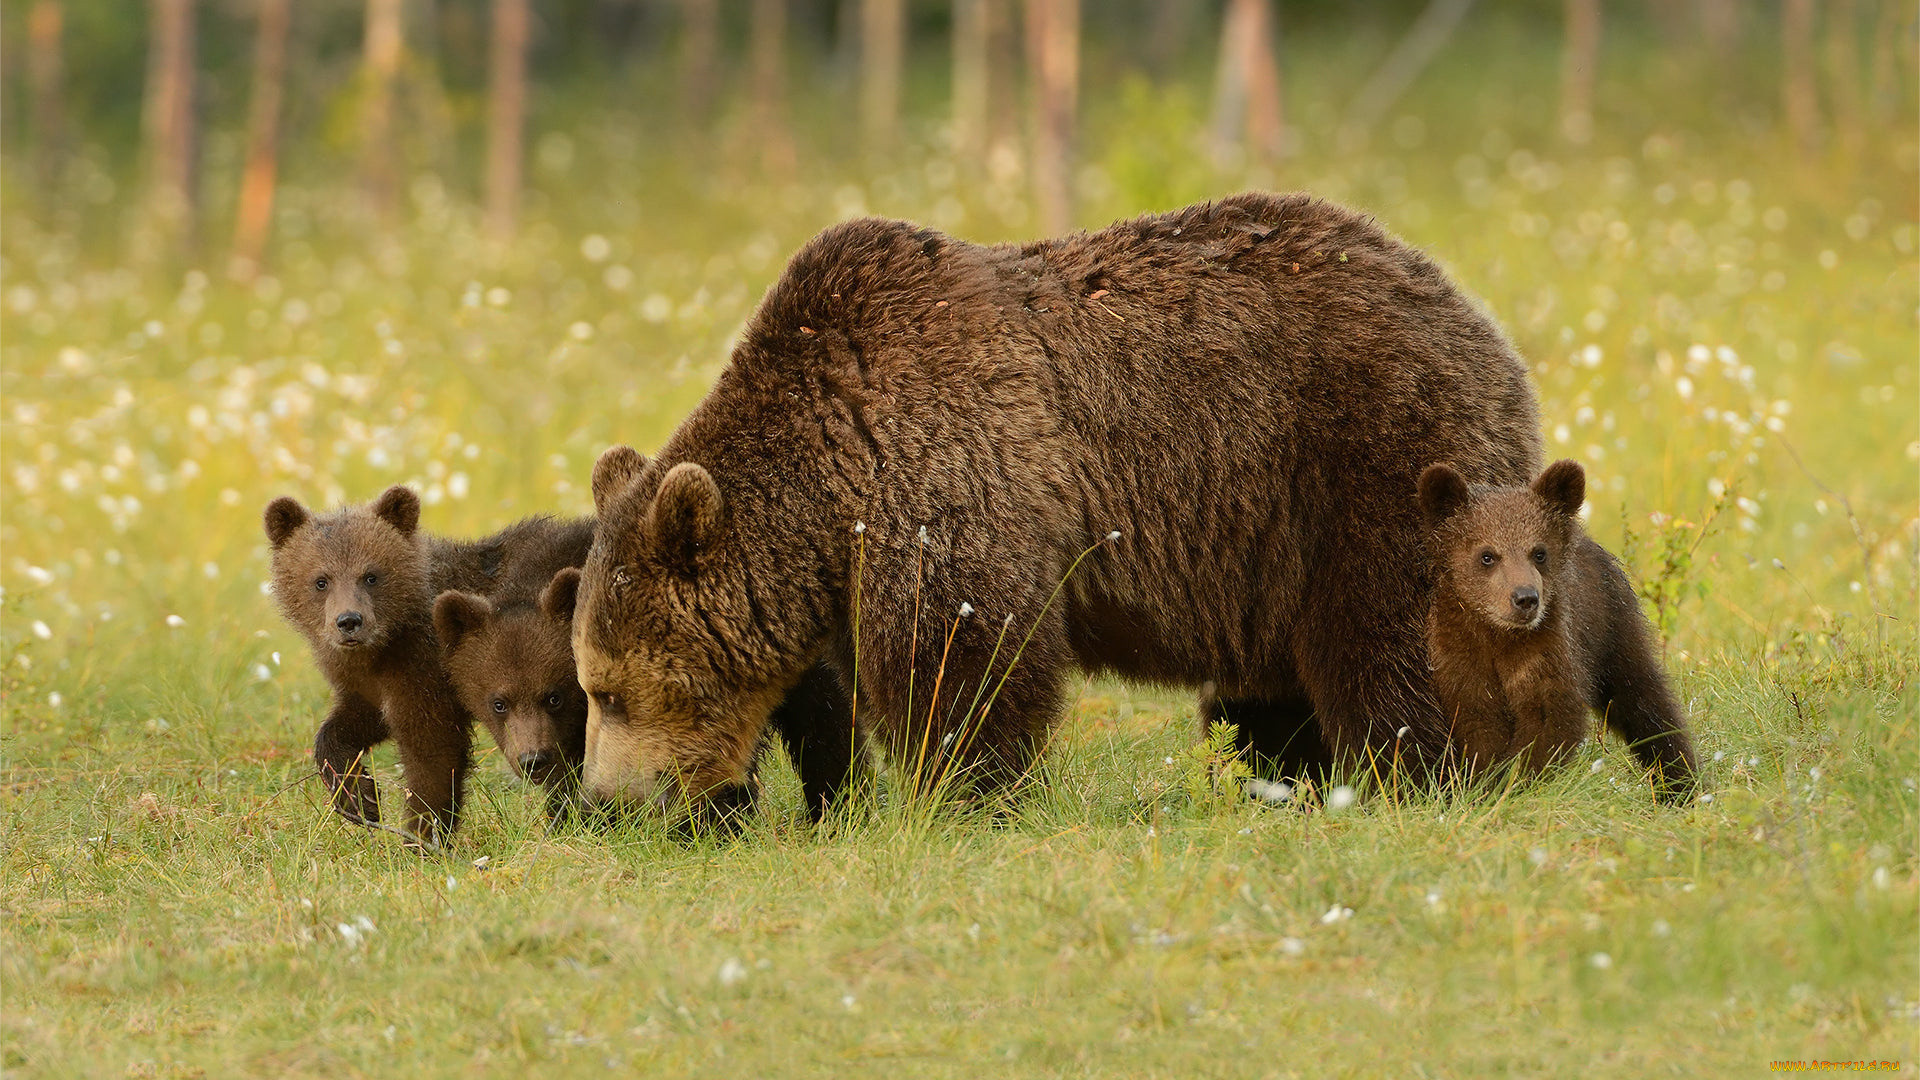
top-left (433, 517), bottom-right (595, 821)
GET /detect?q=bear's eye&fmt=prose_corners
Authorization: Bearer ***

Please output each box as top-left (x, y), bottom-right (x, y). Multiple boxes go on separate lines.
top-left (543, 692), bottom-right (563, 711)
top-left (362, 571), bottom-right (379, 587)
top-left (1478, 550), bottom-right (1497, 567)
top-left (491, 698), bottom-right (508, 714)
top-left (594, 692), bottom-right (626, 720)
top-left (314, 576), bottom-right (329, 592)
top-left (1531, 547), bottom-right (1548, 566)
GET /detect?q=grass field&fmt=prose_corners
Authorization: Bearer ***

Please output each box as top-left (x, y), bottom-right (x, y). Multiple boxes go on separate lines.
top-left (2, 15), bottom-right (1917, 1077)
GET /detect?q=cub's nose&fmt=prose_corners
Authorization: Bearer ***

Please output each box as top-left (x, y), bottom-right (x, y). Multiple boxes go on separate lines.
top-left (1510, 586), bottom-right (1540, 615)
top-left (518, 750), bottom-right (555, 779)
top-left (335, 611), bottom-right (363, 634)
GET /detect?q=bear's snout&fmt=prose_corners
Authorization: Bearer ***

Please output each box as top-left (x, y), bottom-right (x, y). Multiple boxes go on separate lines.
top-left (517, 749), bottom-right (556, 781)
top-left (1509, 586), bottom-right (1540, 620)
top-left (333, 610), bottom-right (365, 643)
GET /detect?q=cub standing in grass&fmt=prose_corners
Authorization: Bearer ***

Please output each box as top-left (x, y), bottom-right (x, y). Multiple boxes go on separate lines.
top-left (571, 192), bottom-right (1549, 826)
top-left (263, 486), bottom-right (593, 846)
top-left (1416, 459), bottom-right (1700, 800)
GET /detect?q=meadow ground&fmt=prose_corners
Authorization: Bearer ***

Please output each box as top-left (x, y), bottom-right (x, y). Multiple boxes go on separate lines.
top-left (2, 17), bottom-right (1917, 1077)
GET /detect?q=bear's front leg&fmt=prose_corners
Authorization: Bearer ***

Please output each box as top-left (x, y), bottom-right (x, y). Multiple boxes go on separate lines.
top-left (388, 691), bottom-right (472, 851)
top-left (770, 661), bottom-right (865, 821)
top-left (313, 692), bottom-right (389, 826)
top-left (1504, 687), bottom-right (1589, 776)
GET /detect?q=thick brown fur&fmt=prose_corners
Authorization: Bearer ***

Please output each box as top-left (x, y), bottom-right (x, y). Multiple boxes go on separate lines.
top-left (265, 488), bottom-right (593, 846)
top-left (1419, 460), bottom-right (1700, 801)
top-left (574, 192), bottom-right (1544, 819)
top-left (433, 518), bottom-right (595, 820)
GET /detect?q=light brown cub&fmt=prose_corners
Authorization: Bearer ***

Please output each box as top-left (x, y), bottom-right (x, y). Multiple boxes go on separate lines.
top-left (1418, 460), bottom-right (1699, 801)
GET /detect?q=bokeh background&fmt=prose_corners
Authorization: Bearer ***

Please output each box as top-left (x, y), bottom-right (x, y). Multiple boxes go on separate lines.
top-left (0, 3), bottom-right (1915, 1073)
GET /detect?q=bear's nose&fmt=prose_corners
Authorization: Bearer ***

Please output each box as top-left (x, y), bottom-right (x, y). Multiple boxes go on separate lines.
top-left (1510, 586), bottom-right (1540, 614)
top-left (335, 611), bottom-right (363, 634)
top-left (518, 750), bottom-right (555, 778)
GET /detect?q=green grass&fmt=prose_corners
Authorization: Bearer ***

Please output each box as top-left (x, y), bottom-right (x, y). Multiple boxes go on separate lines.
top-left (3, 13), bottom-right (1916, 1076)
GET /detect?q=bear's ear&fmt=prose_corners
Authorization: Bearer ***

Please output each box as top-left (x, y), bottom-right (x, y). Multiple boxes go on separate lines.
top-left (541, 567), bottom-right (582, 624)
top-left (263, 496), bottom-right (310, 548)
top-left (1417, 464), bottom-right (1472, 526)
top-left (433, 590), bottom-right (491, 655)
top-left (373, 485), bottom-right (421, 537)
top-left (1532, 459), bottom-right (1586, 518)
top-left (647, 462), bottom-right (724, 575)
top-left (592, 445), bottom-right (648, 517)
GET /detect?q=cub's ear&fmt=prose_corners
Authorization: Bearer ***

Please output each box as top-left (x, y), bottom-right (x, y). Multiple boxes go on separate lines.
top-left (433, 591), bottom-right (492, 655)
top-left (263, 496), bottom-right (310, 548)
top-left (592, 445), bottom-right (648, 517)
top-left (373, 485), bottom-right (421, 537)
top-left (1532, 459), bottom-right (1586, 518)
top-left (647, 462), bottom-right (724, 575)
top-left (1417, 464), bottom-right (1472, 526)
top-left (541, 567), bottom-right (582, 623)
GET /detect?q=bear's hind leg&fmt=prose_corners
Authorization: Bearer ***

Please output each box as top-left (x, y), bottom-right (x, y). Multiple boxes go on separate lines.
top-left (1200, 690), bottom-right (1334, 788)
top-left (1586, 545), bottom-right (1699, 801)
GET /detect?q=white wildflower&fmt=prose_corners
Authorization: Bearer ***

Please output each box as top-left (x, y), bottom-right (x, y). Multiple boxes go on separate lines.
top-left (958, 602), bottom-right (974, 617)
top-left (1590, 952), bottom-right (1613, 969)
top-left (717, 958), bottom-right (748, 987)
top-left (1319, 905), bottom-right (1353, 925)
top-left (31, 620), bottom-right (51, 641)
top-left (165, 615), bottom-right (185, 628)
top-left (1245, 778), bottom-right (1292, 805)
top-left (1326, 785), bottom-right (1356, 811)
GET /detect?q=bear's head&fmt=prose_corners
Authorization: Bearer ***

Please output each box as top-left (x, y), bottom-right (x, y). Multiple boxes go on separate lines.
top-left (264, 486), bottom-right (429, 656)
top-left (1418, 459), bottom-right (1585, 632)
top-left (434, 569), bottom-right (589, 790)
top-left (569, 445), bottom-right (808, 826)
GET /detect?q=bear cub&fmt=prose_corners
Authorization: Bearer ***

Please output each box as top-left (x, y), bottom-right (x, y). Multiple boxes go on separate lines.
top-left (1418, 459), bottom-right (1699, 801)
top-left (265, 486), bottom-right (593, 846)
top-left (435, 562), bottom-right (591, 821)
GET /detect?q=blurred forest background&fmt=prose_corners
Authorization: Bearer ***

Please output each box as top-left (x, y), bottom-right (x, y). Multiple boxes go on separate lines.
top-left (4, 0), bottom-right (1915, 264)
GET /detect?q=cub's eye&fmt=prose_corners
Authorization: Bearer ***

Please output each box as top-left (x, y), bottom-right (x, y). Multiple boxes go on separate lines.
top-left (594, 692), bottom-right (625, 719)
top-left (491, 698), bottom-right (508, 714)
top-left (1531, 547), bottom-right (1548, 566)
top-left (543, 692), bottom-right (564, 710)
top-left (314, 576), bottom-right (329, 592)
top-left (362, 572), bottom-right (379, 587)
top-left (1478, 551), bottom-right (1497, 567)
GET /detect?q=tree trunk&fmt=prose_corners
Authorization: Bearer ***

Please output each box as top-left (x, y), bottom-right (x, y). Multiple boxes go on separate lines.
top-left (1210, 0), bottom-right (1284, 164)
top-left (953, 0), bottom-right (989, 157)
top-left (143, 0), bottom-right (198, 247)
top-left (28, 1), bottom-right (65, 204)
top-left (1559, 0), bottom-right (1600, 143)
top-left (1025, 0), bottom-right (1077, 234)
top-left (1867, 0), bottom-right (1906, 123)
top-left (751, 0), bottom-right (796, 173)
top-left (233, 0), bottom-right (291, 277)
top-left (1146, 0), bottom-right (1199, 79)
top-left (679, 0), bottom-right (717, 120)
top-left (361, 0), bottom-right (403, 217)
top-left (861, 0), bottom-right (904, 151)
top-left (486, 0), bottom-right (529, 241)
top-left (1823, 0), bottom-right (1861, 154)
top-left (1782, 0), bottom-right (1819, 154)
top-left (1344, 0), bottom-right (1474, 135)
top-left (1694, 0), bottom-right (1737, 54)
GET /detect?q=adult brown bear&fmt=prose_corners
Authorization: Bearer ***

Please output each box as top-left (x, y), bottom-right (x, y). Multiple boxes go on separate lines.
top-left (574, 192), bottom-right (1542, 821)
